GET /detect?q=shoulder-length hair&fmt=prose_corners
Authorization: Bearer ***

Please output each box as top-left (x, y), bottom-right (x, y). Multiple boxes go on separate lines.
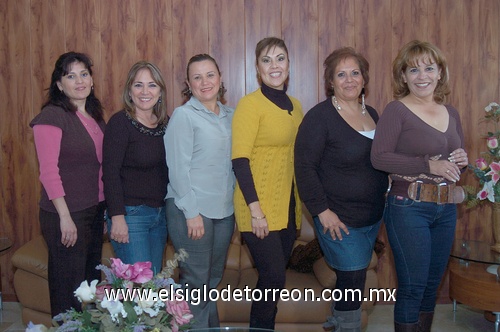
top-left (323, 47), bottom-right (369, 98)
top-left (43, 52), bottom-right (104, 122)
top-left (392, 40), bottom-right (450, 104)
top-left (122, 61), bottom-right (168, 125)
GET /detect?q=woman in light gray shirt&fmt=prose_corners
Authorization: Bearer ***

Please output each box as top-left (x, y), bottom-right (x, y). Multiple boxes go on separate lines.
top-left (164, 54), bottom-right (235, 329)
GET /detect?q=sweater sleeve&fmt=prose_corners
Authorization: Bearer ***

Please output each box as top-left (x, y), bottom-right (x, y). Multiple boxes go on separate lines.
top-left (231, 95), bottom-right (263, 204)
top-left (232, 157), bottom-right (259, 204)
top-left (294, 108), bottom-right (329, 216)
top-left (33, 125), bottom-right (65, 200)
top-left (370, 101), bottom-right (430, 174)
top-left (102, 112), bottom-right (129, 216)
top-left (164, 108), bottom-right (199, 219)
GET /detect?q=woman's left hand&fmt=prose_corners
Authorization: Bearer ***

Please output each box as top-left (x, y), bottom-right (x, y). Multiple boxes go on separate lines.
top-left (449, 148), bottom-right (468, 167)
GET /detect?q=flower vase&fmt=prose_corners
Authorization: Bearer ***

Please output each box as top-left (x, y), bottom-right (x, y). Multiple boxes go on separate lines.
top-left (491, 203), bottom-right (500, 253)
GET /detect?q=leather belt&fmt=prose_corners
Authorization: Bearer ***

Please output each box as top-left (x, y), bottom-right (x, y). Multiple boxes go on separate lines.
top-left (407, 181), bottom-right (465, 204)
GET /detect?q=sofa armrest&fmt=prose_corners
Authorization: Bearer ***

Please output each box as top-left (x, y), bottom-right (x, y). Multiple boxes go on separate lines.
top-left (11, 235), bottom-right (48, 279)
top-left (312, 257), bottom-right (337, 288)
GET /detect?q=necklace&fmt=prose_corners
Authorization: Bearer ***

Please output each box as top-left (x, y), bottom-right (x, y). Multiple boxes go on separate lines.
top-left (77, 111), bottom-right (100, 135)
top-left (332, 95), bottom-right (366, 116)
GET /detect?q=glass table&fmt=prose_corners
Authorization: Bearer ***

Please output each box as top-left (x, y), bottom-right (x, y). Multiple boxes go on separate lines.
top-left (186, 328), bottom-right (276, 332)
top-left (0, 237), bottom-right (13, 310)
top-left (449, 239), bottom-right (500, 332)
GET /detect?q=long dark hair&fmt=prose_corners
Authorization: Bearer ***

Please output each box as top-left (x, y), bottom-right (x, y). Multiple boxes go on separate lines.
top-left (42, 52), bottom-right (104, 122)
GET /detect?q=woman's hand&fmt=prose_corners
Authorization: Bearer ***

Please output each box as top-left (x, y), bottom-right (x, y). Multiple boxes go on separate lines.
top-left (251, 216), bottom-right (269, 239)
top-left (449, 148), bottom-right (469, 168)
top-left (110, 215), bottom-right (129, 243)
top-left (60, 215), bottom-right (77, 247)
top-left (318, 209), bottom-right (349, 240)
top-left (429, 159), bottom-right (461, 182)
top-left (248, 201), bottom-right (269, 239)
top-left (187, 215), bottom-right (205, 240)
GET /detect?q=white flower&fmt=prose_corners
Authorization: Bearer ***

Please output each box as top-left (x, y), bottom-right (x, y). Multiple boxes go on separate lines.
top-left (135, 291), bottom-right (158, 310)
top-left (143, 306), bottom-right (160, 317)
top-left (101, 297), bottom-right (125, 317)
top-left (74, 280), bottom-right (98, 303)
top-left (477, 181), bottom-right (495, 202)
top-left (485, 102), bottom-right (500, 112)
top-left (25, 322), bottom-right (48, 332)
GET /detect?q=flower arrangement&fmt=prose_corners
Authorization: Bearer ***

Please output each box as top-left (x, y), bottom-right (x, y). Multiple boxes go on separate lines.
top-left (464, 102), bottom-right (500, 207)
top-left (26, 250), bottom-right (192, 332)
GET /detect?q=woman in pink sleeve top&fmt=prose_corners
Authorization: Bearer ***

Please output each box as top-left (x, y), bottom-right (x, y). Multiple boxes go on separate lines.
top-left (371, 41), bottom-right (468, 332)
top-left (30, 52), bottom-right (106, 318)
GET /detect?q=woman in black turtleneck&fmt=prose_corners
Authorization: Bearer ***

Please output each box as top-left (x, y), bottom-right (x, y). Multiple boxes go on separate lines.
top-left (231, 37), bottom-right (303, 329)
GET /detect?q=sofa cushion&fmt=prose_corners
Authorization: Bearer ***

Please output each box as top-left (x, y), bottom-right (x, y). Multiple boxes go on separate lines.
top-left (11, 235), bottom-right (48, 278)
top-left (13, 269), bottom-right (50, 313)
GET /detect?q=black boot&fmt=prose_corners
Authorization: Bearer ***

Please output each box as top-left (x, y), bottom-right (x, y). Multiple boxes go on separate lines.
top-left (417, 311), bottom-right (434, 332)
top-left (395, 321), bottom-right (418, 332)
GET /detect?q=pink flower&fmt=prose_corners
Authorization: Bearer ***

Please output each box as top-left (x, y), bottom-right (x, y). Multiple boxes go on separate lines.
top-left (486, 162), bottom-right (500, 184)
top-left (477, 181), bottom-right (495, 202)
top-left (129, 261), bottom-right (153, 283)
top-left (110, 258), bottom-right (133, 280)
top-left (166, 297), bottom-right (193, 331)
top-left (487, 137), bottom-right (499, 149)
top-left (95, 284), bottom-right (113, 301)
top-left (476, 158), bottom-right (489, 170)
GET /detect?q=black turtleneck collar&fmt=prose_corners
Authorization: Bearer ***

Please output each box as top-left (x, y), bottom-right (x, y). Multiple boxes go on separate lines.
top-left (261, 82), bottom-right (293, 115)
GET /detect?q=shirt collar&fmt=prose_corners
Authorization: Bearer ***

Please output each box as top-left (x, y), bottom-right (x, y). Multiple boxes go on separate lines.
top-left (187, 96), bottom-right (228, 117)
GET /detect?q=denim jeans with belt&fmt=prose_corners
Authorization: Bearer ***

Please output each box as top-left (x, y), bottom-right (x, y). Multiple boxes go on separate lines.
top-left (108, 205), bottom-right (167, 274)
top-left (384, 195), bottom-right (456, 324)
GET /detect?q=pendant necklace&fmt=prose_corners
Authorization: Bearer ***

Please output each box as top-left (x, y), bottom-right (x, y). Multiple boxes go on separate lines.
top-left (332, 95), bottom-right (366, 116)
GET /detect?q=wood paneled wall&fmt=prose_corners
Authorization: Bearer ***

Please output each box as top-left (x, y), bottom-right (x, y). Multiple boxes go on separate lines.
top-left (1, 0), bottom-right (499, 304)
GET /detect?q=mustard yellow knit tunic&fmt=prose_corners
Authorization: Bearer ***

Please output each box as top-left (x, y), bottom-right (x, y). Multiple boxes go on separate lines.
top-left (232, 89), bottom-right (303, 232)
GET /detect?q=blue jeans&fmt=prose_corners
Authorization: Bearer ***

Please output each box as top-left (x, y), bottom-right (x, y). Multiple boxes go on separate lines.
top-left (314, 216), bottom-right (381, 271)
top-left (165, 198), bottom-right (235, 328)
top-left (108, 205), bottom-right (167, 274)
top-left (385, 195), bottom-right (456, 324)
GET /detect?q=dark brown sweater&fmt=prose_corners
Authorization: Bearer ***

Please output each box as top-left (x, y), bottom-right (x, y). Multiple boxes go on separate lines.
top-left (371, 100), bottom-right (465, 197)
top-left (103, 110), bottom-right (168, 217)
top-left (30, 105), bottom-right (105, 213)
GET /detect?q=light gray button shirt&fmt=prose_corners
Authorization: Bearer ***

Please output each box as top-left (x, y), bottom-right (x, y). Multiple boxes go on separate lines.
top-left (165, 96), bottom-right (235, 219)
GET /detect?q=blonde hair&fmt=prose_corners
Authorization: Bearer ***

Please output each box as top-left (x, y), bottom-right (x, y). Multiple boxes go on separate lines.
top-left (392, 40), bottom-right (450, 104)
top-left (122, 61), bottom-right (168, 125)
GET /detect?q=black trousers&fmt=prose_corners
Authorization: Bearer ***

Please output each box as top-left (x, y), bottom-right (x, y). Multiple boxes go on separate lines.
top-left (241, 190), bottom-right (296, 329)
top-left (39, 201), bottom-right (105, 317)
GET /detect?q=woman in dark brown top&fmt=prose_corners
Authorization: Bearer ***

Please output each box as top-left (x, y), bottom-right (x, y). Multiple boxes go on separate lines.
top-left (371, 40), bottom-right (468, 332)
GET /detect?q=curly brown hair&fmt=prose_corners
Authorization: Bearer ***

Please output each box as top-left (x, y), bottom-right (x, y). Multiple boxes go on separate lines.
top-left (323, 47), bottom-right (369, 97)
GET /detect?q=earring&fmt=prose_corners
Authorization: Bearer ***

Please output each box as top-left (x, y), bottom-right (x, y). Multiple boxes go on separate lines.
top-left (158, 97), bottom-right (162, 104)
top-left (361, 93), bottom-right (367, 116)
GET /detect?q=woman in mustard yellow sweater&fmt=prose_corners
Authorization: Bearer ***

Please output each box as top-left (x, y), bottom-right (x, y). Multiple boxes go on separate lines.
top-left (231, 37), bottom-right (303, 329)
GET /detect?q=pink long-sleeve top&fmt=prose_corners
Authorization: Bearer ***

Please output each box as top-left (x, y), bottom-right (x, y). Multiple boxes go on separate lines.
top-left (33, 112), bottom-right (104, 202)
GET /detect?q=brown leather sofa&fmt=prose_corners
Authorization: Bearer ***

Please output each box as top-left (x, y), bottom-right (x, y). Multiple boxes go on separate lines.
top-left (11, 214), bottom-right (379, 331)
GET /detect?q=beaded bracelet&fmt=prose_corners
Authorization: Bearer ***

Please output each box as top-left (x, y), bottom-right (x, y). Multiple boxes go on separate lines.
top-left (251, 215), bottom-right (266, 220)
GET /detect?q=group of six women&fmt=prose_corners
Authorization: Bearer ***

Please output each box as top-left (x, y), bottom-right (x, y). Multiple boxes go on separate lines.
top-left (31, 36), bottom-right (468, 332)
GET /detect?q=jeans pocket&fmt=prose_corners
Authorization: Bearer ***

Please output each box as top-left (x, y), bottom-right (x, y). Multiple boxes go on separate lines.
top-left (125, 205), bottom-right (144, 216)
top-left (388, 195), bottom-right (415, 208)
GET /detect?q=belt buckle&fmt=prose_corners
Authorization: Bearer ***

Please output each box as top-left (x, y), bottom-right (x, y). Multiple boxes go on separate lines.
top-left (413, 180), bottom-right (424, 202)
top-left (437, 183), bottom-right (447, 205)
